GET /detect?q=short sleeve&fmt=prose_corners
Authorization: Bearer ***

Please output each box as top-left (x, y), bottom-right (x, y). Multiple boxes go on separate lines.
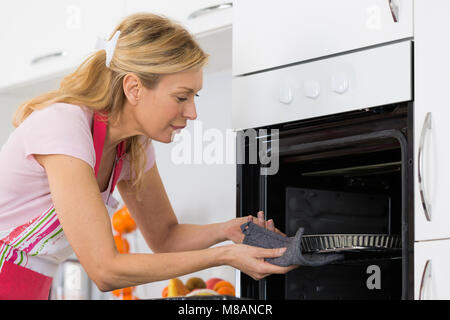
top-left (22, 103), bottom-right (96, 170)
top-left (118, 139), bottom-right (156, 181)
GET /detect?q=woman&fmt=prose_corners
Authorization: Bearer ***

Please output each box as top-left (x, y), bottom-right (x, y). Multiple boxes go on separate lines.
top-left (0, 13), bottom-right (294, 299)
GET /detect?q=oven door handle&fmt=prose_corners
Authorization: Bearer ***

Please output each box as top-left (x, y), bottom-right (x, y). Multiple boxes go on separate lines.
top-left (418, 112), bottom-right (432, 222)
top-left (419, 259), bottom-right (432, 300)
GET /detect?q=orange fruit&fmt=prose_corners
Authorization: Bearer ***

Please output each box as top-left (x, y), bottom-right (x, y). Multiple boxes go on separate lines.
top-left (112, 206), bottom-right (136, 234)
top-left (213, 280), bottom-right (234, 292)
top-left (112, 286), bottom-right (135, 299)
top-left (113, 234), bottom-right (130, 254)
top-left (162, 286), bottom-right (168, 298)
top-left (122, 293), bottom-right (133, 300)
top-left (216, 286), bottom-right (235, 296)
top-left (112, 289), bottom-right (121, 297)
top-left (122, 287), bottom-right (134, 296)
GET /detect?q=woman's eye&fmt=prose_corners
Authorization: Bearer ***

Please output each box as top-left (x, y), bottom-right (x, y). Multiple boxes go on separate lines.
top-left (176, 94), bottom-right (199, 102)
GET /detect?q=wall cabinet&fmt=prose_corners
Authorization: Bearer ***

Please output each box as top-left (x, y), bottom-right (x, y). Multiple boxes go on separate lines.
top-left (0, 0), bottom-right (231, 93)
top-left (0, 0), bottom-right (125, 91)
top-left (124, 0), bottom-right (232, 36)
top-left (233, 0), bottom-right (413, 76)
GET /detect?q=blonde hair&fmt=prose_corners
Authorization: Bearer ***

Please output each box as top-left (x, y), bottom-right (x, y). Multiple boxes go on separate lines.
top-left (12, 13), bottom-right (209, 198)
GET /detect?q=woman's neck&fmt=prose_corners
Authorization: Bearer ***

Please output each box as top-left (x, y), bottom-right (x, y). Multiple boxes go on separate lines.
top-left (103, 109), bottom-right (140, 154)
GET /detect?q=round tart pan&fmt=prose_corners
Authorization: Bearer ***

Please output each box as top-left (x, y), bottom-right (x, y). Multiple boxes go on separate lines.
top-left (300, 234), bottom-right (401, 253)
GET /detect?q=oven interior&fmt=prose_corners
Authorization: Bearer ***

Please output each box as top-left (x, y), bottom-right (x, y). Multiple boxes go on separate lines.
top-left (238, 103), bottom-right (413, 300)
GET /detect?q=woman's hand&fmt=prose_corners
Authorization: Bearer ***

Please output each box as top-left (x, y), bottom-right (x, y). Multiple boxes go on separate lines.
top-left (223, 211), bottom-right (285, 244)
top-left (223, 244), bottom-right (297, 280)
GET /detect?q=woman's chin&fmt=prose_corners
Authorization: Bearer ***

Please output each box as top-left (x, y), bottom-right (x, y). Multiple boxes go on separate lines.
top-left (150, 129), bottom-right (181, 143)
top-left (152, 133), bottom-right (176, 144)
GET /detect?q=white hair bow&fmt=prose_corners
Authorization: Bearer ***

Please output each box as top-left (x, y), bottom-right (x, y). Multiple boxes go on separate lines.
top-left (94, 30), bottom-right (121, 68)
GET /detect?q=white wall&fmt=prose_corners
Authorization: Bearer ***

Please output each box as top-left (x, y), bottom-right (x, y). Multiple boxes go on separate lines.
top-left (0, 95), bottom-right (25, 145)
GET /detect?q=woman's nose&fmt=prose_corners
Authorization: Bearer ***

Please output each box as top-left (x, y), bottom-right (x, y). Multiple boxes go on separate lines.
top-left (183, 101), bottom-right (197, 121)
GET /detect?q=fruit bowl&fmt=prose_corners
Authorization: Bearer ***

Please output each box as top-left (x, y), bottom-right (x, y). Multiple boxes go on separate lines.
top-left (159, 276), bottom-right (242, 300)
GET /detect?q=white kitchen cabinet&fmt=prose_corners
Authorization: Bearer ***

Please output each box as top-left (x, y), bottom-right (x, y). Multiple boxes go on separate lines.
top-left (414, 0), bottom-right (450, 241)
top-left (0, 0), bottom-right (125, 92)
top-left (233, 0), bottom-right (413, 76)
top-left (414, 239), bottom-right (450, 300)
top-left (0, 0), bottom-right (230, 94)
top-left (124, 0), bottom-right (233, 37)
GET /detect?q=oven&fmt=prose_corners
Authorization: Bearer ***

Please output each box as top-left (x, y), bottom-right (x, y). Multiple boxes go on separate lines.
top-left (233, 41), bottom-right (414, 300)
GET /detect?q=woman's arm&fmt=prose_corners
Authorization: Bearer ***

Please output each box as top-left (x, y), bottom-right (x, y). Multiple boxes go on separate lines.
top-left (36, 154), bottom-right (293, 291)
top-left (117, 163), bottom-right (284, 252)
top-left (118, 163), bottom-right (230, 252)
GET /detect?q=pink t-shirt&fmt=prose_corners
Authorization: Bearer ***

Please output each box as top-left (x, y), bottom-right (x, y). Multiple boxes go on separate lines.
top-left (0, 103), bottom-right (156, 230)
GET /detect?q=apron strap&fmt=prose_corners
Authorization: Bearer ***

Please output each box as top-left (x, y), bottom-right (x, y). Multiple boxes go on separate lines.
top-left (92, 112), bottom-right (126, 193)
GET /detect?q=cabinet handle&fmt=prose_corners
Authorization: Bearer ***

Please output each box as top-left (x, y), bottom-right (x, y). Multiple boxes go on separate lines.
top-left (419, 259), bottom-right (432, 300)
top-left (418, 112), bottom-right (432, 222)
top-left (31, 51), bottom-right (67, 65)
top-left (388, 0), bottom-right (399, 23)
top-left (188, 2), bottom-right (233, 20)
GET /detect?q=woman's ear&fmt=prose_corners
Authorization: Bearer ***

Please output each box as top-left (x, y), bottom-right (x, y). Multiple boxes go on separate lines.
top-left (123, 73), bottom-right (142, 106)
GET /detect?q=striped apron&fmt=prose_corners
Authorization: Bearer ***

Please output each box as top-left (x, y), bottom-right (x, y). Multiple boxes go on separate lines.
top-left (0, 112), bottom-right (126, 299)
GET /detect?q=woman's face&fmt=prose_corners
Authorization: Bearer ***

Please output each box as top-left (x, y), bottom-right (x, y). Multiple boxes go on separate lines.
top-left (130, 68), bottom-right (203, 143)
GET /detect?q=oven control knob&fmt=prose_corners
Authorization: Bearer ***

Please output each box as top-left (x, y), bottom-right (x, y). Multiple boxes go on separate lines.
top-left (303, 80), bottom-right (320, 99)
top-left (331, 73), bottom-right (349, 94)
top-left (279, 86), bottom-right (294, 104)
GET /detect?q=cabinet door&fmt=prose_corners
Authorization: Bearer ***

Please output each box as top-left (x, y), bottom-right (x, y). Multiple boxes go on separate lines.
top-left (233, 0), bottom-right (413, 75)
top-left (124, 0), bottom-right (232, 36)
top-left (0, 1), bottom-right (124, 91)
top-left (414, 0), bottom-right (450, 241)
top-left (414, 240), bottom-right (450, 300)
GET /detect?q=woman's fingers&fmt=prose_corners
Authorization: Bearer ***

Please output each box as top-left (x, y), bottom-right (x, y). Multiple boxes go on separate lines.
top-left (257, 211), bottom-right (265, 228)
top-left (270, 264), bottom-right (298, 274)
top-left (251, 247), bottom-right (298, 278)
top-left (247, 211), bottom-right (286, 236)
top-left (273, 227), bottom-right (286, 237)
top-left (266, 219), bottom-right (275, 232)
top-left (231, 244), bottom-right (297, 281)
top-left (257, 247), bottom-right (286, 258)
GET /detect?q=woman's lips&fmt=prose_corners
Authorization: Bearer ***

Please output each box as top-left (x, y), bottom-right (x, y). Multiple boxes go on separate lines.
top-left (170, 125), bottom-right (184, 142)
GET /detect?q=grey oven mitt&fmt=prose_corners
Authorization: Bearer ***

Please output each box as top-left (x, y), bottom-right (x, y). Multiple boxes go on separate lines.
top-left (241, 221), bottom-right (344, 267)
